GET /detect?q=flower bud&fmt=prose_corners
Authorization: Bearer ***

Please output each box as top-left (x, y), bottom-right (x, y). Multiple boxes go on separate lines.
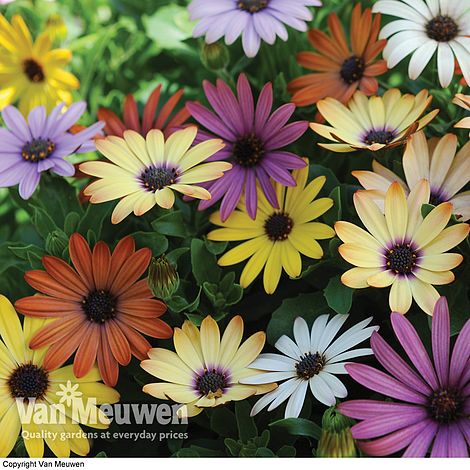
top-left (148, 255), bottom-right (179, 300)
top-left (44, 14), bottom-right (68, 45)
top-left (317, 406), bottom-right (356, 458)
top-left (45, 230), bottom-right (69, 257)
top-left (201, 42), bottom-right (230, 71)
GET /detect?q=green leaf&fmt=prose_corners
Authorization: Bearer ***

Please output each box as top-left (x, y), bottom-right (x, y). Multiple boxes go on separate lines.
top-left (267, 292), bottom-right (330, 345)
top-left (270, 418), bottom-right (322, 440)
top-left (224, 438), bottom-right (241, 457)
top-left (143, 5), bottom-right (194, 52)
top-left (255, 447), bottom-right (275, 457)
top-left (166, 247), bottom-right (190, 265)
top-left (9, 244), bottom-right (45, 263)
top-left (205, 239), bottom-right (228, 255)
top-left (131, 231), bottom-right (168, 256)
top-left (30, 205), bottom-right (59, 239)
top-left (191, 239), bottom-right (220, 285)
top-left (151, 211), bottom-right (189, 238)
top-left (78, 202), bottom-right (113, 241)
top-left (235, 401), bottom-right (257, 443)
top-left (64, 212), bottom-right (81, 236)
top-left (277, 445), bottom-right (296, 457)
top-left (323, 275), bottom-right (354, 314)
top-left (168, 287), bottom-right (201, 314)
top-left (210, 407), bottom-right (238, 438)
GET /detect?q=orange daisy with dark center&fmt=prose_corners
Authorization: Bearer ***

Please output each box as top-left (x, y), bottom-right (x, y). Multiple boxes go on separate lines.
top-left (15, 233), bottom-right (172, 386)
top-left (288, 4), bottom-right (388, 107)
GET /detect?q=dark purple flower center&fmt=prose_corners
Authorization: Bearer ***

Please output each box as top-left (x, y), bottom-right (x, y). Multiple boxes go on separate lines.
top-left (386, 243), bottom-right (417, 275)
top-left (196, 368), bottom-right (228, 396)
top-left (364, 129), bottom-right (396, 146)
top-left (23, 58), bottom-right (45, 83)
top-left (426, 15), bottom-right (459, 42)
top-left (21, 138), bottom-right (56, 162)
top-left (83, 289), bottom-right (116, 323)
top-left (264, 212), bottom-right (293, 241)
top-left (429, 388), bottom-right (463, 423)
top-left (8, 363), bottom-right (49, 399)
top-left (429, 190), bottom-right (446, 206)
top-left (295, 352), bottom-right (325, 379)
top-left (237, 0), bottom-right (269, 13)
top-left (233, 133), bottom-right (265, 167)
top-left (340, 56), bottom-right (365, 84)
top-left (140, 166), bottom-right (178, 191)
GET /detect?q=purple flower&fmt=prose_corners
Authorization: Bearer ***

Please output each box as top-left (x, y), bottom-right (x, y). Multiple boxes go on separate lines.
top-left (338, 297), bottom-right (470, 458)
top-left (187, 74), bottom-right (308, 221)
top-left (189, 0), bottom-right (322, 58)
top-left (0, 102), bottom-right (103, 199)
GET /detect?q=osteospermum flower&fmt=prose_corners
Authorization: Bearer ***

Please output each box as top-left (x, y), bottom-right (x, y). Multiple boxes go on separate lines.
top-left (242, 316), bottom-right (378, 418)
top-left (189, 0), bottom-right (322, 58)
top-left (207, 162), bottom-right (335, 294)
top-left (187, 74), bottom-right (308, 221)
top-left (288, 4), bottom-right (388, 107)
top-left (0, 295), bottom-right (119, 458)
top-left (141, 315), bottom-right (275, 418)
top-left (0, 14), bottom-right (79, 114)
top-left (310, 89), bottom-right (438, 152)
top-left (0, 102), bottom-right (103, 199)
top-left (353, 131), bottom-right (470, 221)
top-left (339, 297), bottom-right (470, 457)
top-left (97, 84), bottom-right (190, 138)
top-left (373, 0), bottom-right (470, 88)
top-left (15, 233), bottom-right (172, 386)
top-left (336, 181), bottom-right (469, 315)
top-left (79, 127), bottom-right (230, 224)
top-left (454, 93), bottom-right (470, 135)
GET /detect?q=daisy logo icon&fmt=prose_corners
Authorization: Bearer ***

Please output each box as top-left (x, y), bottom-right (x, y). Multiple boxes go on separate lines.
top-left (56, 380), bottom-right (83, 407)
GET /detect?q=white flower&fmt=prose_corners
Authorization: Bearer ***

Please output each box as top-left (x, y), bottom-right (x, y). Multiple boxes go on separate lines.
top-left (241, 315), bottom-right (378, 418)
top-left (373, 0), bottom-right (470, 87)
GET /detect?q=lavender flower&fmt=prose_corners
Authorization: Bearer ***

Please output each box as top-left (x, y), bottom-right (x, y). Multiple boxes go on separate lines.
top-left (338, 297), bottom-right (470, 458)
top-left (187, 74), bottom-right (308, 221)
top-left (189, 0), bottom-right (322, 58)
top-left (0, 102), bottom-right (103, 199)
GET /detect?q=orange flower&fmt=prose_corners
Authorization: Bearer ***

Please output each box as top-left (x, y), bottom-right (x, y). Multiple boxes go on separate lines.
top-left (97, 84), bottom-right (190, 138)
top-left (288, 4), bottom-right (387, 108)
top-left (15, 233), bottom-right (172, 386)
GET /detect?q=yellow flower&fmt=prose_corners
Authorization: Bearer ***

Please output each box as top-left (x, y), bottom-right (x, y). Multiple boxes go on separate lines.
top-left (336, 181), bottom-right (469, 315)
top-left (141, 315), bottom-right (275, 418)
top-left (80, 127), bottom-right (231, 224)
top-left (352, 131), bottom-right (470, 221)
top-left (310, 89), bottom-right (438, 152)
top-left (0, 14), bottom-right (79, 115)
top-left (453, 93), bottom-right (470, 136)
top-left (207, 162), bottom-right (335, 294)
top-left (0, 295), bottom-right (119, 458)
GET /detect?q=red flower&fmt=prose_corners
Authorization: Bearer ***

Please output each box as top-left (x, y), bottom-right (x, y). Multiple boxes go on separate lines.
top-left (97, 84), bottom-right (191, 138)
top-left (15, 233), bottom-right (172, 386)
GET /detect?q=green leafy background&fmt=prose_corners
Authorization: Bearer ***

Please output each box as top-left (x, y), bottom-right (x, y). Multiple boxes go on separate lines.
top-left (1, 0), bottom-right (469, 458)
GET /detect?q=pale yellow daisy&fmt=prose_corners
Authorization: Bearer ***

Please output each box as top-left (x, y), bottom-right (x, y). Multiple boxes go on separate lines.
top-left (80, 126), bottom-right (231, 224)
top-left (141, 315), bottom-right (275, 418)
top-left (353, 131), bottom-right (470, 221)
top-left (310, 89), bottom-right (439, 152)
top-left (454, 93), bottom-right (470, 136)
top-left (336, 181), bottom-right (469, 315)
